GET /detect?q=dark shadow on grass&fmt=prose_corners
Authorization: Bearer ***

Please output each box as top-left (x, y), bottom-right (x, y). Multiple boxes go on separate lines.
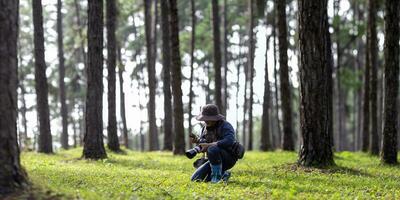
top-left (279, 163), bottom-right (374, 178)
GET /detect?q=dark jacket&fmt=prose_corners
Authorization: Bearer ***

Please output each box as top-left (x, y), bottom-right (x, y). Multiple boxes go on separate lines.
top-left (198, 120), bottom-right (236, 152)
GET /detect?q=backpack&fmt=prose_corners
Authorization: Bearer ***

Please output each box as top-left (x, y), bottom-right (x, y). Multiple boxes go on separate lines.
top-left (231, 141), bottom-right (245, 159)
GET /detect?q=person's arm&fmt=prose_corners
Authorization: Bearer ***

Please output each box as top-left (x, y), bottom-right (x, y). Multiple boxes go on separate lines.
top-left (216, 123), bottom-right (235, 149)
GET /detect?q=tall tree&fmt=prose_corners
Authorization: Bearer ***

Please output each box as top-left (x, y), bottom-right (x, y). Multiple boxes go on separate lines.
top-left (361, 2), bottom-right (371, 153)
top-left (188, 0), bottom-right (196, 149)
top-left (106, 0), bottom-right (120, 152)
top-left (144, 0), bottom-right (158, 151)
top-left (32, 0), bottom-right (53, 153)
top-left (368, 0), bottom-right (379, 155)
top-left (277, 0), bottom-right (294, 151)
top-left (381, 0), bottom-right (399, 164)
top-left (212, 0), bottom-right (223, 112)
top-left (0, 0), bottom-right (27, 194)
top-left (57, 0), bottom-right (69, 150)
top-left (298, 0), bottom-right (334, 167)
top-left (261, 35), bottom-right (271, 151)
top-left (83, 0), bottom-right (107, 159)
top-left (247, 0), bottom-right (255, 150)
top-left (272, 1), bottom-right (282, 147)
top-left (161, 0), bottom-right (173, 151)
top-left (117, 45), bottom-right (129, 149)
top-left (170, 0), bottom-right (185, 155)
top-left (334, 0), bottom-right (347, 151)
top-left (222, 0), bottom-right (228, 116)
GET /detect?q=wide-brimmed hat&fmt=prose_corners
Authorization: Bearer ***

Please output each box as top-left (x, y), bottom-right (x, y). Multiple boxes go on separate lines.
top-left (195, 104), bottom-right (225, 121)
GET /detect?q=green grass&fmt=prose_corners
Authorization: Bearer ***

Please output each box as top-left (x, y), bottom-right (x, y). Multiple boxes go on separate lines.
top-left (20, 148), bottom-right (400, 199)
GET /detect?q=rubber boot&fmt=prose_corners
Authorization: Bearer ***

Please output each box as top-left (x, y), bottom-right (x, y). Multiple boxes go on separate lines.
top-left (222, 171), bottom-right (231, 182)
top-left (210, 164), bottom-right (222, 183)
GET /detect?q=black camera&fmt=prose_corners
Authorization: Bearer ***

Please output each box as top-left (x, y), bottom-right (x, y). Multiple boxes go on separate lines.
top-left (185, 146), bottom-right (201, 159)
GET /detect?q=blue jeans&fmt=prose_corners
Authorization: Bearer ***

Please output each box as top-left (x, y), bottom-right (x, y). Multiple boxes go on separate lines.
top-left (191, 145), bottom-right (237, 182)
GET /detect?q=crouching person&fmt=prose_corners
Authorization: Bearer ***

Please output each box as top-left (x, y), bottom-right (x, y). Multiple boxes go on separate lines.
top-left (186, 104), bottom-right (238, 183)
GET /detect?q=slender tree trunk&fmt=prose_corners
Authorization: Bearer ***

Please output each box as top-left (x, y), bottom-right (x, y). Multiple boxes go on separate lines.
top-left (381, 0), bottom-right (399, 164)
top-left (0, 0), bottom-right (28, 194)
top-left (235, 37), bottom-right (242, 142)
top-left (106, 0), bottom-right (120, 152)
top-left (261, 35), bottom-right (271, 151)
top-left (222, 0), bottom-right (228, 116)
top-left (362, 26), bottom-right (371, 152)
top-left (57, 0), bottom-right (69, 150)
top-left (18, 79), bottom-right (28, 150)
top-left (161, 0), bottom-right (173, 151)
top-left (83, 0), bottom-right (107, 159)
top-left (298, 0), bottom-right (334, 167)
top-left (170, 0), bottom-right (185, 155)
top-left (368, 0), bottom-right (379, 155)
top-left (187, 0), bottom-right (196, 149)
top-left (247, 0), bottom-right (255, 151)
top-left (117, 45), bottom-right (129, 149)
top-left (32, 0), bottom-right (53, 154)
top-left (144, 0), bottom-right (159, 151)
top-left (212, 0), bottom-right (223, 112)
top-left (273, 6), bottom-right (282, 148)
top-left (277, 0), bottom-right (294, 151)
top-left (74, 0), bottom-right (87, 142)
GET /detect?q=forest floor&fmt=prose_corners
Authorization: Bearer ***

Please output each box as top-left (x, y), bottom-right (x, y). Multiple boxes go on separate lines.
top-left (15, 148), bottom-right (400, 199)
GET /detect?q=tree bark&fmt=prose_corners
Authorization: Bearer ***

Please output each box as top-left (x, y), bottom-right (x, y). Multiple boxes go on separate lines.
top-left (187, 0), bottom-right (196, 149)
top-left (368, 0), bottom-right (379, 155)
top-left (161, 0), bottom-right (173, 151)
top-left (57, 0), bottom-right (69, 150)
top-left (83, 0), bottom-right (107, 159)
top-left (247, 0), bottom-right (255, 151)
top-left (0, 0), bottom-right (28, 194)
top-left (381, 0), bottom-right (399, 164)
top-left (106, 0), bottom-right (120, 152)
top-left (277, 0), bottom-right (294, 151)
top-left (144, 0), bottom-right (159, 151)
top-left (272, 3), bottom-right (282, 148)
top-left (32, 0), bottom-right (53, 154)
top-left (362, 21), bottom-right (371, 152)
top-left (212, 0), bottom-right (223, 113)
top-left (170, 0), bottom-right (185, 155)
top-left (222, 0), bottom-right (228, 116)
top-left (261, 34), bottom-right (272, 151)
top-left (298, 0), bottom-right (334, 167)
top-left (117, 44), bottom-right (129, 149)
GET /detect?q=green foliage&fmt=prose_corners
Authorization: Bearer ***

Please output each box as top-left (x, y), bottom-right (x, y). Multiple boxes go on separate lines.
top-left (21, 149), bottom-right (400, 199)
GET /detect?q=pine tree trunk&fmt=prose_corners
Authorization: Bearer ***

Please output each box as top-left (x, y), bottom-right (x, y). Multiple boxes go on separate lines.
top-left (57, 0), bottom-right (69, 150)
top-left (18, 79), bottom-right (28, 150)
top-left (74, 0), bottom-right (87, 143)
top-left (170, 0), bottom-right (185, 155)
top-left (117, 45), bottom-right (129, 149)
top-left (261, 34), bottom-right (271, 151)
top-left (222, 0), bottom-right (228, 116)
top-left (161, 0), bottom-right (173, 151)
top-left (277, 0), bottom-right (294, 151)
top-left (381, 0), bottom-right (399, 164)
top-left (368, 0), bottom-right (379, 155)
top-left (0, 0), bottom-right (27, 194)
top-left (144, 0), bottom-right (159, 151)
top-left (212, 0), bottom-right (223, 112)
top-left (32, 0), bottom-right (53, 154)
top-left (83, 0), bottom-right (107, 159)
top-left (272, 7), bottom-right (282, 148)
top-left (106, 0), bottom-right (120, 152)
top-left (187, 0), bottom-right (196, 149)
top-left (298, 0), bottom-right (334, 167)
top-left (362, 27), bottom-right (371, 152)
top-left (247, 0), bottom-right (255, 151)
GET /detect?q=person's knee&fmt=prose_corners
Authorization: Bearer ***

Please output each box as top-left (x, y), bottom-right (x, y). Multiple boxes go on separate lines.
top-left (207, 145), bottom-right (220, 156)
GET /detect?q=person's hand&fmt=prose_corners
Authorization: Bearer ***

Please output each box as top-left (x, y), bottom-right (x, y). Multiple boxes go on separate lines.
top-left (199, 142), bottom-right (217, 152)
top-left (189, 133), bottom-right (198, 144)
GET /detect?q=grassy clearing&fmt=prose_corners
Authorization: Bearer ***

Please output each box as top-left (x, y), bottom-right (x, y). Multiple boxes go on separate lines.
top-left (19, 148), bottom-right (400, 199)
